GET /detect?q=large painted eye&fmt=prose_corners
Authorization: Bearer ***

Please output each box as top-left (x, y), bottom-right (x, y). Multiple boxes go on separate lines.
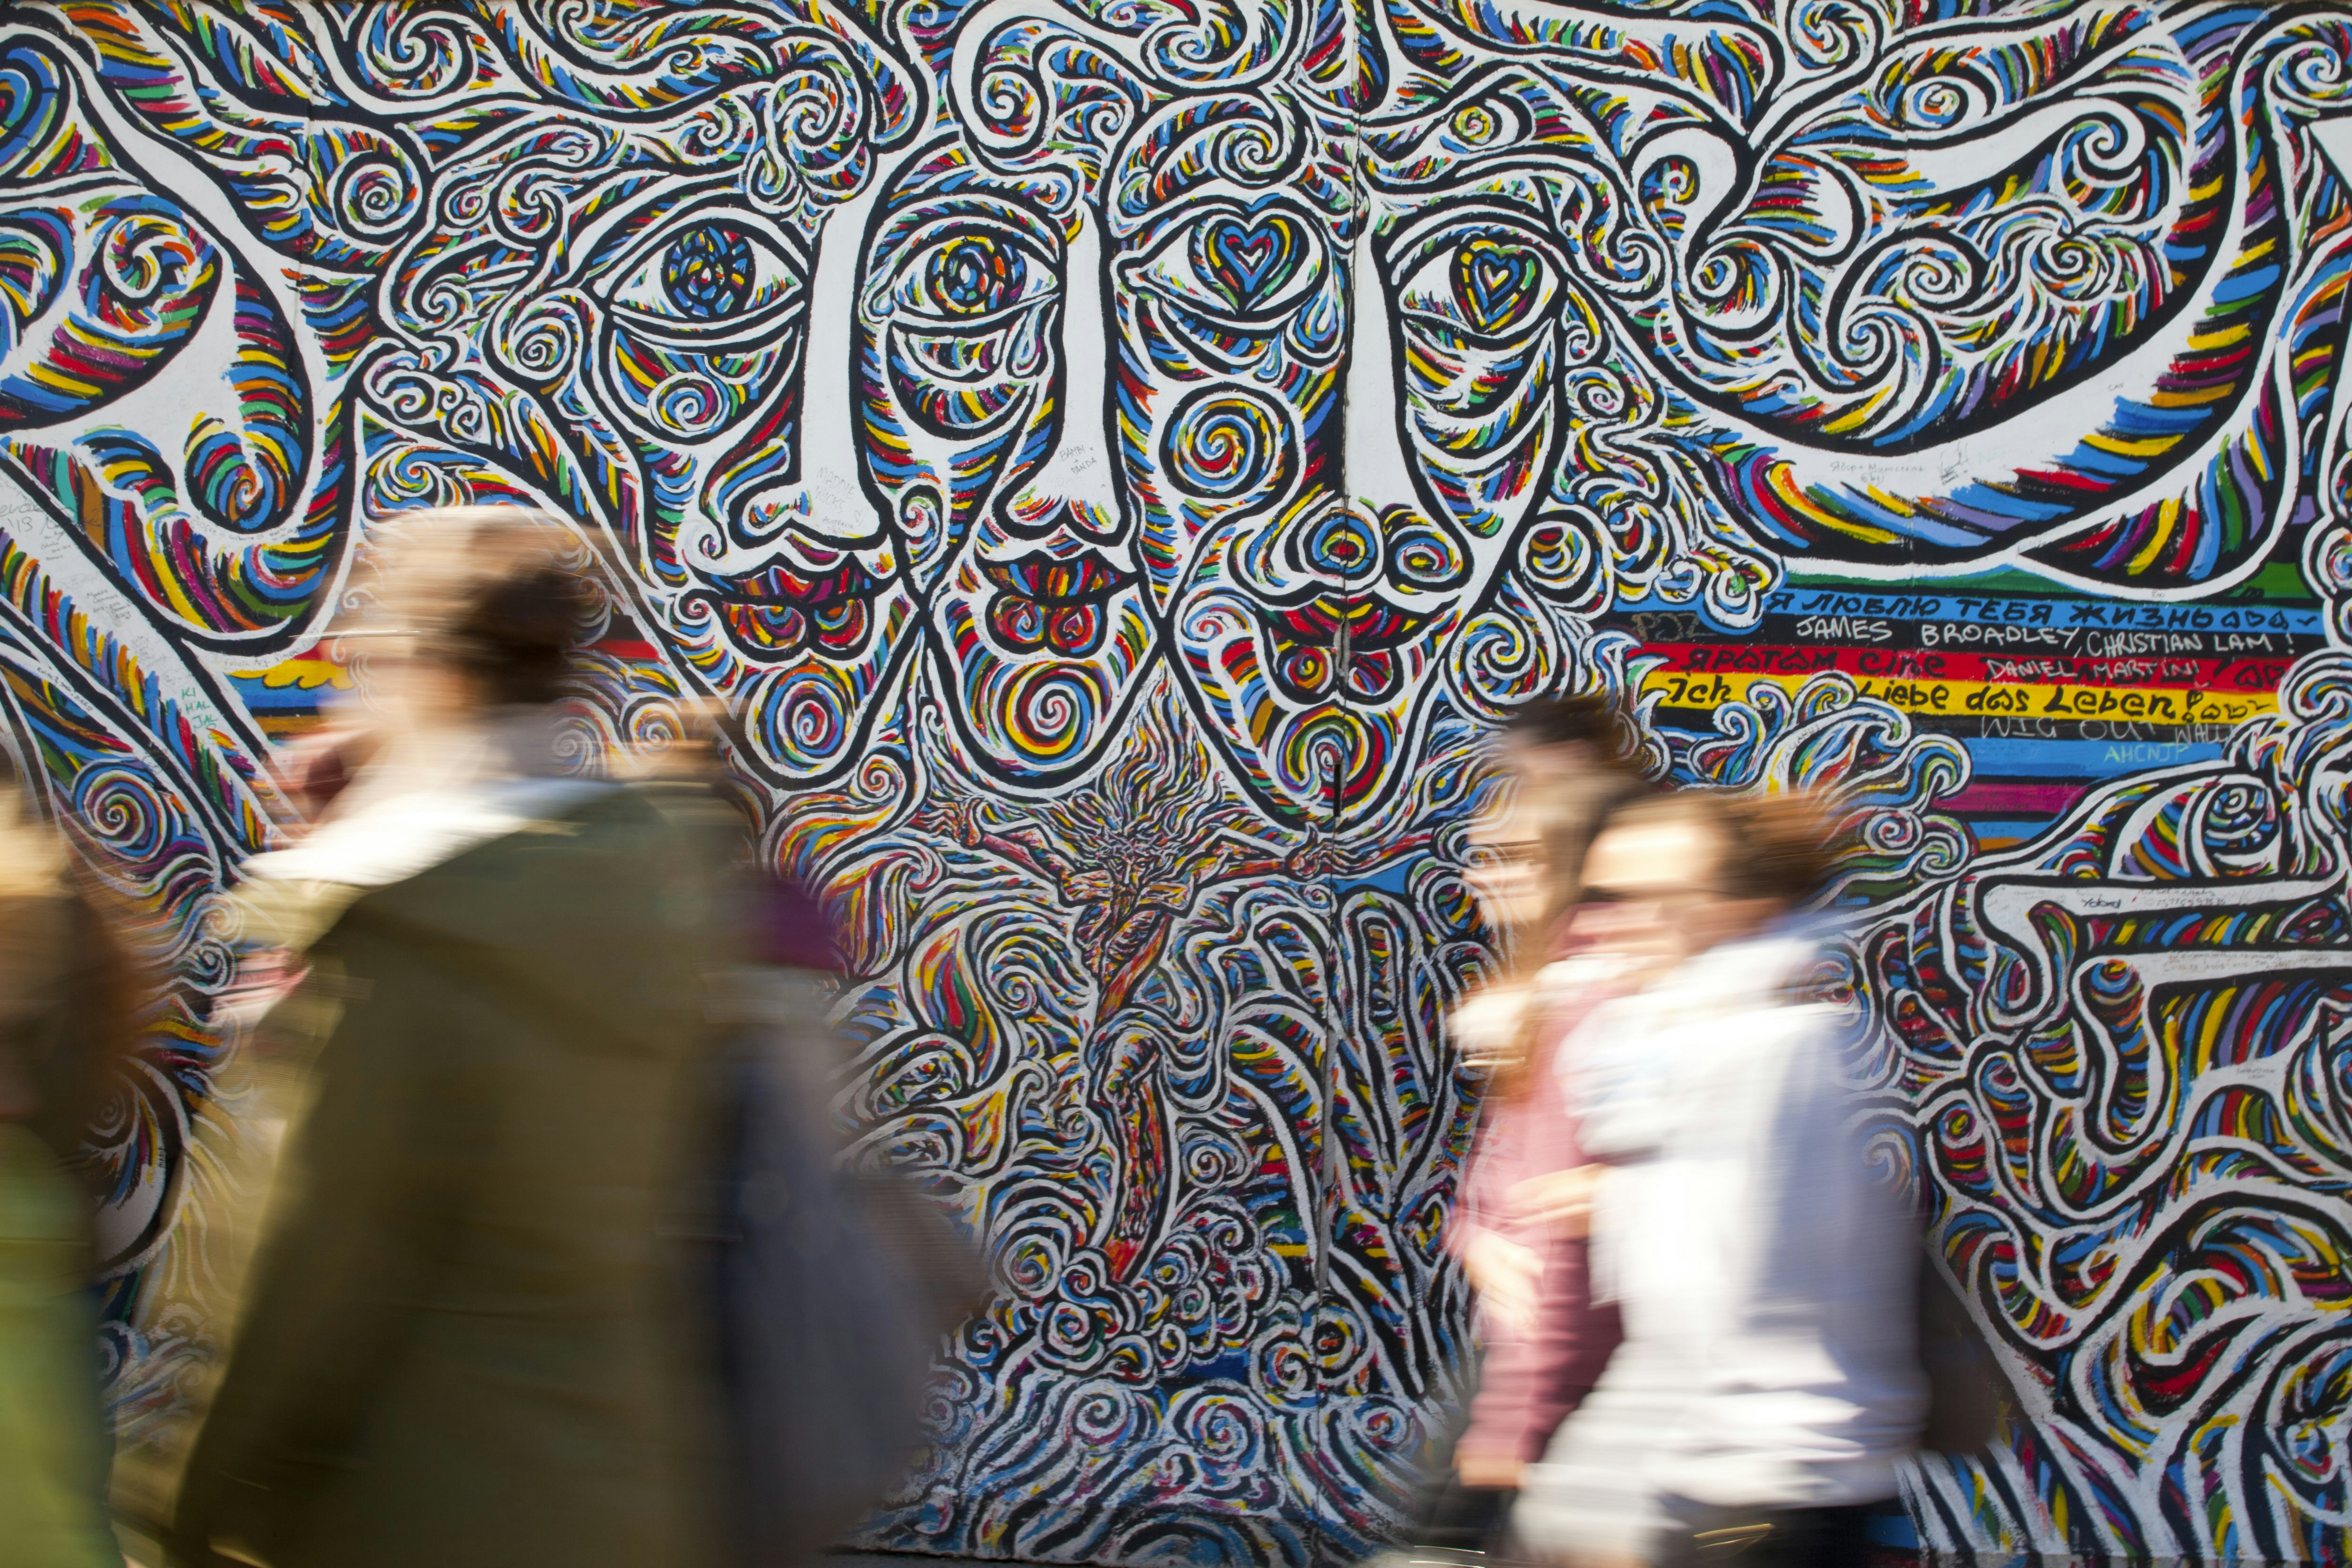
top-left (611, 219), bottom-right (804, 328)
top-left (891, 226), bottom-right (1055, 321)
top-left (664, 225), bottom-right (754, 318)
top-left (925, 235), bottom-right (1025, 316)
top-left (1135, 206), bottom-right (1326, 318)
top-left (1396, 225), bottom-right (1561, 342)
top-left (880, 221), bottom-right (1061, 440)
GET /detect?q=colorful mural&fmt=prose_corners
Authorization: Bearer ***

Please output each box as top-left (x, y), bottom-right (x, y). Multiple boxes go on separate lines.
top-left (0, 0), bottom-right (2347, 1563)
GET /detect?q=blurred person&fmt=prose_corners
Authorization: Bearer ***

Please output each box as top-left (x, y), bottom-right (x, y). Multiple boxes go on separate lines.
top-left (0, 771), bottom-right (141, 1568)
top-left (1401, 698), bottom-right (1647, 1561)
top-left (1477, 694), bottom-right (1643, 920)
top-left (633, 701), bottom-right (982, 1568)
top-left (1514, 792), bottom-right (1924, 1568)
top-left (168, 509), bottom-right (733, 1568)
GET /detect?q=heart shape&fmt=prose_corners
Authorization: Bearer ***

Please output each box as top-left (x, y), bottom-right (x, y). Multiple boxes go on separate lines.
top-left (1453, 238), bottom-right (1546, 335)
top-left (1200, 214), bottom-right (1302, 307)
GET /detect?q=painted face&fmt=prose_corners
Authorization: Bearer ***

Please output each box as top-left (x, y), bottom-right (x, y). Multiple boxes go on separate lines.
top-left (854, 142), bottom-right (1158, 782)
top-left (893, 7), bottom-right (1388, 815)
top-left (375, 37), bottom-right (920, 784)
top-left (1115, 188), bottom-right (1357, 819)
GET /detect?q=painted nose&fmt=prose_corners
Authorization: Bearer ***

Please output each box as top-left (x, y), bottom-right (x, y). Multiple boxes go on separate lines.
top-left (682, 155), bottom-right (907, 576)
top-left (1346, 223), bottom-right (1423, 520)
top-left (789, 170), bottom-right (895, 549)
top-left (1003, 203), bottom-right (1124, 543)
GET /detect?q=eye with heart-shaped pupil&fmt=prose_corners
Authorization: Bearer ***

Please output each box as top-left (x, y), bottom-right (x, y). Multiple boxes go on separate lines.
top-left (1452, 239), bottom-right (1547, 335)
top-left (1198, 215), bottom-right (1302, 307)
top-left (926, 236), bottom-right (1023, 316)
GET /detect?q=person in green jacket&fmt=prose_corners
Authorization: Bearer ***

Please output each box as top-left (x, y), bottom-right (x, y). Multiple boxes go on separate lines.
top-left (170, 509), bottom-right (732, 1568)
top-left (0, 778), bottom-right (138, 1568)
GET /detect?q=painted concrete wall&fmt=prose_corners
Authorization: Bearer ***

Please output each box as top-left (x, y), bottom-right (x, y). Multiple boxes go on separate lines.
top-left (0, 1), bottom-right (2346, 1563)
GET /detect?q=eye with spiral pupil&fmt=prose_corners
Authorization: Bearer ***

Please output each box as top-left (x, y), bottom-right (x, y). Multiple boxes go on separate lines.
top-left (926, 235), bottom-right (1023, 316)
top-left (1451, 106), bottom-right (1496, 145)
top-left (662, 223), bottom-right (755, 320)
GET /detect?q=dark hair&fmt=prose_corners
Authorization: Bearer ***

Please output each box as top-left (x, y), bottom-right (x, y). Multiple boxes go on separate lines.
top-left (447, 560), bottom-right (591, 707)
top-left (1504, 692), bottom-right (1628, 754)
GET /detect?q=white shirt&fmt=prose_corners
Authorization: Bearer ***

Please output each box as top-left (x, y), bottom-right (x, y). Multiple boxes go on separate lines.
top-left (1568, 934), bottom-right (1926, 1507)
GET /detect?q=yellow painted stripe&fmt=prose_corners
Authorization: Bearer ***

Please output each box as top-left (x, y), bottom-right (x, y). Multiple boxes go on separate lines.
top-left (232, 656), bottom-right (353, 690)
top-left (1640, 667), bottom-right (2278, 726)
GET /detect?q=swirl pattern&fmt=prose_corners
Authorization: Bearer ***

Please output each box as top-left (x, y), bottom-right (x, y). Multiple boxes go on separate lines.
top-left (3, 1), bottom-right (2351, 1562)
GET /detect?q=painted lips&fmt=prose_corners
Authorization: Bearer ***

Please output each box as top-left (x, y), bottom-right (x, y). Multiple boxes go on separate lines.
top-left (1260, 591), bottom-right (1435, 702)
top-left (980, 548), bottom-right (1133, 657)
top-left (700, 553), bottom-right (887, 659)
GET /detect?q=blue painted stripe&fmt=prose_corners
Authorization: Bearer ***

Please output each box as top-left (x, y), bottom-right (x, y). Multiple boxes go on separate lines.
top-left (1963, 738), bottom-right (2227, 777)
top-left (1768, 587), bottom-right (2320, 634)
top-left (1968, 818), bottom-right (2053, 842)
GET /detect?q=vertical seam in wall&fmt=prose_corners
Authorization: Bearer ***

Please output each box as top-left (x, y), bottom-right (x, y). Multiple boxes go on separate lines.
top-left (1311, 11), bottom-right (1371, 1558)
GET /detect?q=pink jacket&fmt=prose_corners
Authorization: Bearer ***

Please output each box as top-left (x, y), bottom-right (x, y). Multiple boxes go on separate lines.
top-left (1450, 943), bottom-right (1626, 1464)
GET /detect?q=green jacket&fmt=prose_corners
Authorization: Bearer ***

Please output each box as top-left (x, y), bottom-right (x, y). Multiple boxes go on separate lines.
top-left (173, 785), bottom-right (731, 1568)
top-left (0, 1124), bottom-right (118, 1568)
top-left (0, 846), bottom-right (133, 1568)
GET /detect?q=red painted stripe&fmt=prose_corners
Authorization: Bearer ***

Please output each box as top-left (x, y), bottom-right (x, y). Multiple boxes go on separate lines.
top-left (1946, 781), bottom-right (2090, 815)
top-left (1644, 642), bottom-right (2291, 692)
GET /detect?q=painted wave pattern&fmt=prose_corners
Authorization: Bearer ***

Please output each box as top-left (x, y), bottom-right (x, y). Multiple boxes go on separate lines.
top-left (0, 0), bottom-right (2345, 1562)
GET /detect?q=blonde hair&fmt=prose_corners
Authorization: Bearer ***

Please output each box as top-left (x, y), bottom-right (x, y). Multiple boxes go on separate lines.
top-left (0, 779), bottom-right (67, 900)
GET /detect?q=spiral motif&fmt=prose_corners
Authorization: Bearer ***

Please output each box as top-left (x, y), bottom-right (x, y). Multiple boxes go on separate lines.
top-left (363, 441), bottom-right (467, 519)
top-left (328, 146), bottom-right (422, 240)
top-left (1069, 1386), bottom-right (1148, 1447)
top-left (1002, 1231), bottom-right (1064, 1298)
top-left (1175, 1389), bottom-right (1265, 1467)
top-left (499, 295), bottom-right (588, 386)
top-left (1788, 0), bottom-right (1879, 69)
top-left (1255, 1326), bottom-right (1315, 1401)
top-left (353, 9), bottom-right (485, 98)
top-left (72, 764), bottom-right (179, 881)
top-left (991, 664), bottom-right (1105, 769)
top-left (1162, 388), bottom-right (1288, 501)
top-left (749, 667), bottom-right (855, 776)
top-left (1043, 1298), bottom-right (1111, 1362)
top-left (1899, 72), bottom-right (1988, 131)
top-left (97, 212), bottom-right (210, 306)
top-left (437, 177), bottom-right (490, 232)
top-left (2270, 22), bottom-right (2352, 115)
top-left (649, 372), bottom-right (731, 435)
